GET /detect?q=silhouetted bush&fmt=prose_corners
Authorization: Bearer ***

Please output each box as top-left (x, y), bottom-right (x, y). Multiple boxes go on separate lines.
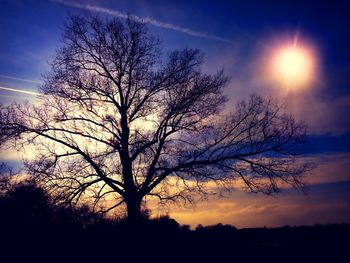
top-left (0, 182), bottom-right (51, 228)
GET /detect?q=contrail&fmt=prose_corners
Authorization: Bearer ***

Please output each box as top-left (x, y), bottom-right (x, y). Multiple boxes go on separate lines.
top-left (52, 0), bottom-right (234, 44)
top-left (0, 86), bottom-right (42, 96)
top-left (0, 74), bottom-right (42, 84)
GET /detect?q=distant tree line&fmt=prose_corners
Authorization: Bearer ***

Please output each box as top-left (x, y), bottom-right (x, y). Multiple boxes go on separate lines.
top-left (0, 178), bottom-right (348, 262)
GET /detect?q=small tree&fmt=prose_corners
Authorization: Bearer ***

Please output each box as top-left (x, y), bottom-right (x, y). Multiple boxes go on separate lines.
top-left (0, 163), bottom-right (12, 193)
top-left (0, 15), bottom-right (309, 222)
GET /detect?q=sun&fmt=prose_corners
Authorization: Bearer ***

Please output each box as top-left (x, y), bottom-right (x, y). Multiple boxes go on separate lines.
top-left (270, 42), bottom-right (316, 91)
top-left (275, 47), bottom-right (311, 84)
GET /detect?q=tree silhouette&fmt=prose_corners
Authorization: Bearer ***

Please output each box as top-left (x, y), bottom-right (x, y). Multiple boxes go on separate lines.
top-left (0, 15), bottom-right (310, 222)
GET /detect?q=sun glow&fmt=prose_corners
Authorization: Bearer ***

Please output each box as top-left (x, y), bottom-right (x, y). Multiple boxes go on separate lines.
top-left (267, 38), bottom-right (317, 92)
top-left (275, 47), bottom-right (312, 83)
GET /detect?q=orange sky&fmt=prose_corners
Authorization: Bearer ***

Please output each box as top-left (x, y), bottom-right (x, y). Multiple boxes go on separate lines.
top-left (149, 153), bottom-right (350, 228)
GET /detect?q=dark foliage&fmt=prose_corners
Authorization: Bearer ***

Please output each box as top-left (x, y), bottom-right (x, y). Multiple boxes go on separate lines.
top-left (0, 182), bottom-right (348, 262)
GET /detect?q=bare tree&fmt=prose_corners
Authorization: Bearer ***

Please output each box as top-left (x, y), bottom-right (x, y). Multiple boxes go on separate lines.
top-left (0, 15), bottom-right (310, 222)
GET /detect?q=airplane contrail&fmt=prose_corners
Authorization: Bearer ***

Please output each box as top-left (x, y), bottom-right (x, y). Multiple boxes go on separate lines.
top-left (0, 86), bottom-right (42, 96)
top-left (52, 0), bottom-right (234, 44)
top-left (0, 74), bottom-right (42, 84)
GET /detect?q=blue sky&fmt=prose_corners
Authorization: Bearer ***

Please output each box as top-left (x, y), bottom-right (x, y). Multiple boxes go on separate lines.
top-left (0, 0), bottom-right (350, 227)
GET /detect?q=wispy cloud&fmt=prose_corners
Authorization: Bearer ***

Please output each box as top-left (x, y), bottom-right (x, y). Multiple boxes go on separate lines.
top-left (0, 86), bottom-right (42, 96)
top-left (0, 74), bottom-right (42, 84)
top-left (52, 0), bottom-right (233, 44)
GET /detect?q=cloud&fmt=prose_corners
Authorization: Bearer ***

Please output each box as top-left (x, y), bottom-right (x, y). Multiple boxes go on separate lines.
top-left (148, 153), bottom-right (350, 228)
top-left (166, 180), bottom-right (350, 228)
top-left (288, 94), bottom-right (350, 136)
top-left (305, 153), bottom-right (350, 185)
top-left (52, 0), bottom-right (234, 44)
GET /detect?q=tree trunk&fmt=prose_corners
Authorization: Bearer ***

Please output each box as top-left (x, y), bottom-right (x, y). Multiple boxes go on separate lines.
top-left (125, 196), bottom-right (143, 223)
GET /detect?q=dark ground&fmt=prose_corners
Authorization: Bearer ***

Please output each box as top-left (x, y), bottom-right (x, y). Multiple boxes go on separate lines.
top-left (0, 183), bottom-right (349, 262)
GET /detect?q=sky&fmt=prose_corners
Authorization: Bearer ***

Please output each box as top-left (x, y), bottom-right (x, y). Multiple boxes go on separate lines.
top-left (0, 0), bottom-right (350, 228)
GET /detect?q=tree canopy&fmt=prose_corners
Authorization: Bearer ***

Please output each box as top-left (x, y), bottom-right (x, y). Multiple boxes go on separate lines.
top-left (0, 15), bottom-right (310, 221)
